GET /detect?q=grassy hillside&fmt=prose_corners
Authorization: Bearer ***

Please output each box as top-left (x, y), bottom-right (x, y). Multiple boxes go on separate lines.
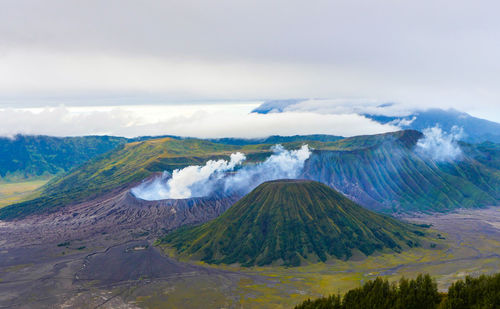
top-left (0, 137), bottom-right (275, 219)
top-left (0, 135), bottom-right (127, 181)
top-left (162, 180), bottom-right (424, 267)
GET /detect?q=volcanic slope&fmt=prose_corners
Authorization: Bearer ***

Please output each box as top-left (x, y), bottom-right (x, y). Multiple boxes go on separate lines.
top-left (2, 130), bottom-right (499, 220)
top-left (303, 130), bottom-right (500, 213)
top-left (0, 137), bottom-right (272, 219)
top-left (162, 180), bottom-right (424, 267)
top-left (0, 134), bottom-right (338, 219)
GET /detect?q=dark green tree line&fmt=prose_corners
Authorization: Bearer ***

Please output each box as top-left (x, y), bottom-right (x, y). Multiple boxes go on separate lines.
top-left (296, 273), bottom-right (500, 309)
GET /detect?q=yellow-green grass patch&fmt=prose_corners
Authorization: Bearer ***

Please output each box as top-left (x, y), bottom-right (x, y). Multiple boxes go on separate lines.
top-left (0, 178), bottom-right (51, 208)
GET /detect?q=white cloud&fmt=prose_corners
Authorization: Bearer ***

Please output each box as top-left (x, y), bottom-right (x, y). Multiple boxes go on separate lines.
top-left (0, 104), bottom-right (399, 138)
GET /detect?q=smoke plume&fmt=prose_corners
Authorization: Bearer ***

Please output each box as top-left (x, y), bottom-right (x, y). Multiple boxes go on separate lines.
top-left (416, 126), bottom-right (463, 162)
top-left (223, 144), bottom-right (311, 195)
top-left (131, 152), bottom-right (245, 199)
top-left (131, 144), bottom-right (311, 200)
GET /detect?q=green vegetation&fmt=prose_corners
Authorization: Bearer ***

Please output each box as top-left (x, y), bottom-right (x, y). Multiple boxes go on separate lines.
top-left (441, 273), bottom-right (500, 308)
top-left (0, 137), bottom-right (274, 219)
top-left (462, 141), bottom-right (500, 170)
top-left (1, 130), bottom-right (498, 219)
top-left (305, 130), bottom-right (500, 213)
top-left (295, 274), bottom-right (441, 309)
top-left (0, 135), bottom-right (126, 181)
top-left (162, 180), bottom-right (423, 267)
top-left (295, 273), bottom-right (500, 309)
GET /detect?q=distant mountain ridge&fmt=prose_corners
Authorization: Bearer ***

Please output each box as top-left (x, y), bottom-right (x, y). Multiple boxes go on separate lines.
top-left (363, 108), bottom-right (500, 143)
top-left (1, 130), bottom-right (498, 220)
top-left (0, 135), bottom-right (127, 181)
top-left (252, 100), bottom-right (500, 143)
top-left (207, 134), bottom-right (343, 145)
top-left (251, 99), bottom-right (306, 114)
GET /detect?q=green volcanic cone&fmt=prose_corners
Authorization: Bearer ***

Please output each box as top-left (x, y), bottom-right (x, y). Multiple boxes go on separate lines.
top-left (162, 179), bottom-right (423, 267)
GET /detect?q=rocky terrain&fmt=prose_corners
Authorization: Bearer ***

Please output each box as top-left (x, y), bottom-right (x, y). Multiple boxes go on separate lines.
top-left (0, 187), bottom-right (239, 248)
top-left (0, 187), bottom-right (242, 308)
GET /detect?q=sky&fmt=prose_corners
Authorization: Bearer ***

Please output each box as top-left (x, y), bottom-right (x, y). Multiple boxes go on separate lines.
top-left (1, 0), bottom-right (499, 137)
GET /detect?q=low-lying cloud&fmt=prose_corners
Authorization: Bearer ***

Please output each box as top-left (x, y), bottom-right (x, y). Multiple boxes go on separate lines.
top-left (131, 144), bottom-right (311, 200)
top-left (416, 126), bottom-right (463, 162)
top-left (0, 104), bottom-right (399, 138)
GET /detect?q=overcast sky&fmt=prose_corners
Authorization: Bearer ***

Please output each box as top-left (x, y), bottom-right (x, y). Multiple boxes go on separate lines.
top-left (1, 0), bottom-right (499, 136)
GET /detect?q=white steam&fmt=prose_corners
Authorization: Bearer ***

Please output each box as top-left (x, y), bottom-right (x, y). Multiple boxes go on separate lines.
top-left (223, 144), bottom-right (311, 194)
top-left (416, 126), bottom-right (463, 162)
top-left (131, 144), bottom-right (311, 200)
top-left (131, 152), bottom-right (246, 200)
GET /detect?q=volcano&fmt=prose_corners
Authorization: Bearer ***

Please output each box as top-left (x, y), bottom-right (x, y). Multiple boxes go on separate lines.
top-left (162, 179), bottom-right (424, 266)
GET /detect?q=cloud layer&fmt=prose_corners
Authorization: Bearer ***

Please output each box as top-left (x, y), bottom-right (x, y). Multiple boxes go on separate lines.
top-left (0, 104), bottom-right (399, 138)
top-left (1, 1), bottom-right (500, 121)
